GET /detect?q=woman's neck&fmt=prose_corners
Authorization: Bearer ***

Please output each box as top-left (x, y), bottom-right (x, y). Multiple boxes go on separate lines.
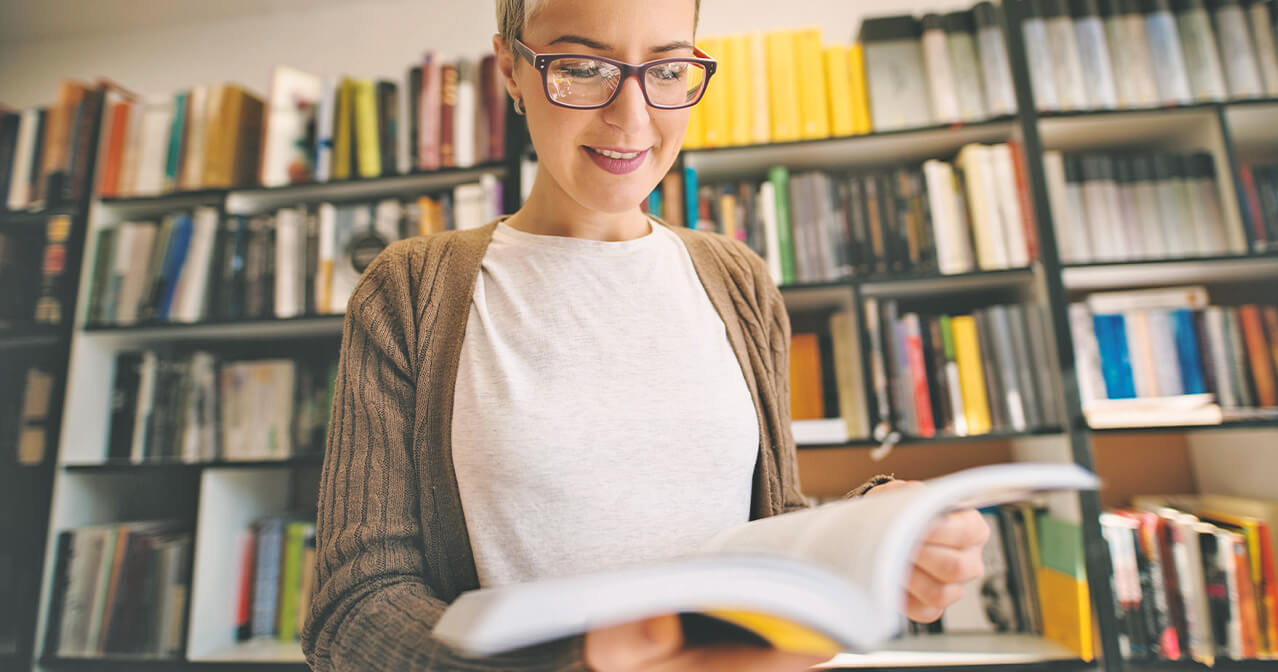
top-left (505, 171), bottom-right (651, 242)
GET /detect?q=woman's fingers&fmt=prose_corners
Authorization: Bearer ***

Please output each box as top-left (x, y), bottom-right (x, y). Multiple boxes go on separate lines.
top-left (913, 543), bottom-right (985, 586)
top-left (585, 614), bottom-right (684, 671)
top-left (663, 645), bottom-right (831, 672)
top-left (922, 509), bottom-right (990, 549)
top-left (906, 557), bottom-right (968, 616)
top-left (905, 592), bottom-right (945, 624)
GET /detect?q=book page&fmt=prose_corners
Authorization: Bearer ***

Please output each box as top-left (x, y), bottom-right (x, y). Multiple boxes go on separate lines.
top-left (699, 463), bottom-right (1098, 617)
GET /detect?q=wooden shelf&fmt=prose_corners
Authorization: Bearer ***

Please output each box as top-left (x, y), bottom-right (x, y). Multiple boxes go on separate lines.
top-left (62, 455), bottom-right (324, 472)
top-left (858, 268), bottom-right (1035, 299)
top-left (1090, 418), bottom-right (1278, 437)
top-left (798, 428), bottom-right (1065, 451)
top-left (81, 315), bottom-right (345, 342)
top-left (815, 633), bottom-right (1085, 670)
top-left (1062, 255), bottom-right (1278, 291)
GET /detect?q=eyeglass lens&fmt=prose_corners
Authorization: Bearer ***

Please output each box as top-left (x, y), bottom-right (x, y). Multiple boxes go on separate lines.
top-left (545, 58), bottom-right (708, 108)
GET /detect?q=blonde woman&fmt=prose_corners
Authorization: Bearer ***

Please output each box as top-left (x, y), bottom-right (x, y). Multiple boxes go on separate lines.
top-left (301, 0), bottom-right (990, 670)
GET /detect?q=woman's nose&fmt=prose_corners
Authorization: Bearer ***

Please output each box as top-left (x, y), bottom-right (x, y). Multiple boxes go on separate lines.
top-left (601, 75), bottom-right (651, 133)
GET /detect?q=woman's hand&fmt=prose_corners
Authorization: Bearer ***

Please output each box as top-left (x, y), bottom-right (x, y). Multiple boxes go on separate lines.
top-left (584, 615), bottom-right (829, 672)
top-left (868, 480), bottom-right (991, 623)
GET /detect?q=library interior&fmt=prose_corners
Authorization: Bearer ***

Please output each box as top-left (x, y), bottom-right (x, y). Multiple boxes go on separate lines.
top-left (1, 0), bottom-right (1278, 670)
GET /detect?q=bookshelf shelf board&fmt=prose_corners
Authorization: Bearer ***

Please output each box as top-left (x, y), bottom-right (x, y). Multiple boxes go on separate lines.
top-left (39, 657), bottom-right (307, 670)
top-left (189, 639), bottom-right (306, 664)
top-left (780, 280), bottom-right (856, 311)
top-left (97, 188), bottom-right (229, 207)
top-left (225, 162), bottom-right (508, 213)
top-left (81, 315), bottom-right (345, 342)
top-left (799, 428), bottom-right (1065, 451)
top-left (62, 455), bottom-right (324, 472)
top-left (681, 118), bottom-right (1018, 181)
top-left (1090, 418), bottom-right (1278, 437)
top-left (0, 326), bottom-right (65, 349)
top-left (0, 206), bottom-right (79, 225)
top-left (1223, 100), bottom-right (1278, 157)
top-left (1037, 102), bottom-right (1224, 123)
top-left (1062, 255), bottom-right (1278, 291)
top-left (857, 268), bottom-right (1036, 298)
top-left (814, 633), bottom-right (1084, 670)
top-left (1038, 106), bottom-right (1221, 152)
top-left (1126, 659), bottom-right (1278, 670)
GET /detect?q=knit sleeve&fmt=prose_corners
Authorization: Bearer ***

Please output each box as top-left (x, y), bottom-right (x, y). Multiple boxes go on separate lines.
top-left (751, 249), bottom-right (891, 508)
top-left (302, 245), bottom-right (587, 672)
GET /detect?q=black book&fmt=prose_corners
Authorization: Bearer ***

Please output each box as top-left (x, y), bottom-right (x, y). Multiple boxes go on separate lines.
top-left (66, 85), bottom-right (106, 204)
top-left (377, 81), bottom-right (398, 178)
top-left (26, 108), bottom-right (48, 207)
top-left (913, 168), bottom-right (937, 273)
top-left (845, 174), bottom-right (872, 276)
top-left (876, 171), bottom-right (903, 274)
top-left (1006, 304), bottom-right (1044, 430)
top-left (107, 352), bottom-right (143, 461)
top-left (974, 308), bottom-right (1009, 431)
top-left (43, 531), bottom-right (75, 656)
top-left (408, 65), bottom-right (422, 171)
top-left (0, 111), bottom-right (20, 207)
top-left (923, 315), bottom-right (953, 433)
top-left (304, 209), bottom-right (319, 316)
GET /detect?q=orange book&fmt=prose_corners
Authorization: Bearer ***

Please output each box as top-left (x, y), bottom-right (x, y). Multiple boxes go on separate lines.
top-left (1240, 306), bottom-right (1278, 407)
top-left (1228, 534), bottom-right (1263, 659)
top-left (789, 332), bottom-right (825, 420)
top-left (97, 100), bottom-right (132, 198)
top-left (1263, 306), bottom-right (1278, 375)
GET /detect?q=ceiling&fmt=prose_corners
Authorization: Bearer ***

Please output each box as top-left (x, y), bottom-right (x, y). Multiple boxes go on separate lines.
top-left (0, 0), bottom-right (367, 42)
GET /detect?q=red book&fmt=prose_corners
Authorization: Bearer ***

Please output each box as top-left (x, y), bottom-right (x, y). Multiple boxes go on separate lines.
top-left (96, 100), bottom-right (130, 197)
top-left (235, 529), bottom-right (257, 641)
top-left (419, 54), bottom-right (442, 171)
top-left (904, 314), bottom-right (936, 437)
top-left (1239, 305), bottom-right (1278, 407)
top-left (1262, 306), bottom-right (1278, 375)
top-left (1006, 139), bottom-right (1040, 262)
top-left (439, 62), bottom-right (458, 169)
top-left (483, 55), bottom-right (506, 161)
top-left (1239, 165), bottom-right (1267, 250)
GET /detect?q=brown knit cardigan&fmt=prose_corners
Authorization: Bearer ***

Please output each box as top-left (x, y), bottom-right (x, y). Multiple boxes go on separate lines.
top-left (301, 218), bottom-right (890, 671)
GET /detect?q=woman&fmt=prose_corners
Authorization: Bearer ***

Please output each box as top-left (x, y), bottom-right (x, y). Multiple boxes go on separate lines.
top-left (301, 0), bottom-right (989, 670)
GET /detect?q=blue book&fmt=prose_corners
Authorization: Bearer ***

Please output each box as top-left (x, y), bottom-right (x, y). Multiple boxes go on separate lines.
top-left (1171, 309), bottom-right (1207, 395)
top-left (683, 165), bottom-right (699, 230)
top-left (1093, 313), bottom-right (1136, 399)
top-left (647, 188), bottom-right (663, 220)
top-left (156, 214), bottom-right (193, 321)
top-left (164, 91), bottom-right (188, 189)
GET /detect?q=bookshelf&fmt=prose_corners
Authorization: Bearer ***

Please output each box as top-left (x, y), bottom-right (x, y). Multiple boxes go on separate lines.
top-left (11, 1), bottom-right (1278, 671)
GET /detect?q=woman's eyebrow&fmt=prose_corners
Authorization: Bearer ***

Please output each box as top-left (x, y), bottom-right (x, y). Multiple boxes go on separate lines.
top-left (547, 34), bottom-right (696, 54)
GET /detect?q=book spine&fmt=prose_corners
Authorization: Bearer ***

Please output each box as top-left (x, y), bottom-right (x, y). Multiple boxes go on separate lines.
top-left (1214, 0), bottom-right (1265, 98)
top-left (1176, 2), bottom-right (1229, 101)
top-left (904, 313), bottom-right (936, 437)
top-left (1145, 2), bottom-right (1193, 104)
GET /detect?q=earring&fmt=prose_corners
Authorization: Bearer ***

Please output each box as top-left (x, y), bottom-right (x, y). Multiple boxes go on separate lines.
top-left (513, 97), bottom-right (526, 116)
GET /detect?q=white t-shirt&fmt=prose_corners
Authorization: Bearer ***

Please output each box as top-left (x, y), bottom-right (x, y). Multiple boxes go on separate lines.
top-left (451, 218), bottom-right (760, 588)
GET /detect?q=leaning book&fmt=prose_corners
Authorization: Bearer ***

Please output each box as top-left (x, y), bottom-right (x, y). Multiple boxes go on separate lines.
top-left (434, 463), bottom-right (1099, 658)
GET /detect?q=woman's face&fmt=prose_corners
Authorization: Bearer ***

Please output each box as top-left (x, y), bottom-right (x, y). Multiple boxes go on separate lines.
top-left (507, 0), bottom-right (698, 214)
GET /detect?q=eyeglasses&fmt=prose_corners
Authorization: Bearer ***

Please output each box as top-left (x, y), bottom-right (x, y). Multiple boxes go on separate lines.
top-left (512, 38), bottom-right (718, 110)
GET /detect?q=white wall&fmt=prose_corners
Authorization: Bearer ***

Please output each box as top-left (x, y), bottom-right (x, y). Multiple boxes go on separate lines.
top-left (0, 0), bottom-right (971, 108)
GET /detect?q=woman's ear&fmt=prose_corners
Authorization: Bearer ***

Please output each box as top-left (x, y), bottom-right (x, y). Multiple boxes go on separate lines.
top-left (492, 33), bottom-right (523, 105)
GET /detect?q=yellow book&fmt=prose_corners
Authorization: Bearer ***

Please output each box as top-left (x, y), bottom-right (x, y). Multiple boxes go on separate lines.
top-left (719, 190), bottom-right (738, 240)
top-left (699, 37), bottom-right (731, 148)
top-left (354, 79), bottom-right (381, 179)
top-left (766, 30), bottom-right (802, 143)
top-left (795, 28), bottom-right (830, 140)
top-left (748, 33), bottom-right (772, 145)
top-left (823, 45), bottom-right (855, 137)
top-left (684, 95), bottom-right (706, 150)
top-left (1038, 568), bottom-right (1096, 661)
top-left (848, 43), bottom-right (873, 134)
top-left (950, 315), bottom-right (992, 435)
top-left (332, 78), bottom-right (354, 181)
top-left (726, 34), bottom-right (753, 146)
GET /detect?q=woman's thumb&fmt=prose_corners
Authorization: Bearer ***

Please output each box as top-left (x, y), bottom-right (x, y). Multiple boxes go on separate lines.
top-left (586, 615), bottom-right (684, 670)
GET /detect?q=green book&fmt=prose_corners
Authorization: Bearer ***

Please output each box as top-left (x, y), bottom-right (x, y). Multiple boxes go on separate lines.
top-left (768, 165), bottom-right (795, 285)
top-left (276, 520), bottom-right (310, 641)
top-left (164, 91), bottom-right (188, 191)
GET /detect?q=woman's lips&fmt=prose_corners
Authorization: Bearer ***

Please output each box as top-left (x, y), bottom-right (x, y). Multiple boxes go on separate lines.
top-left (583, 146), bottom-right (650, 175)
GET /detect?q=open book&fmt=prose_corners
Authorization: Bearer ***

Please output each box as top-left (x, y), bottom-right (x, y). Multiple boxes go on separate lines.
top-left (433, 463), bottom-right (1099, 658)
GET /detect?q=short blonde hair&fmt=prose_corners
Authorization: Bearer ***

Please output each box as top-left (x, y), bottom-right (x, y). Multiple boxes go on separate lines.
top-left (497, 0), bottom-right (701, 49)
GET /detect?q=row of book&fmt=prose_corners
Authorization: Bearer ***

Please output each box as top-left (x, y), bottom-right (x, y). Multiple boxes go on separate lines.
top-left (1070, 286), bottom-right (1278, 428)
top-left (865, 300), bottom-right (1063, 439)
top-left (84, 178), bottom-right (500, 327)
top-left (657, 143), bottom-right (1038, 286)
top-left (1025, 0), bottom-right (1278, 114)
top-left (1045, 150), bottom-right (1247, 264)
top-left (1241, 162), bottom-right (1278, 252)
top-left (234, 516), bottom-right (316, 644)
top-left (788, 313), bottom-right (869, 443)
top-left (105, 351), bottom-right (336, 464)
top-left (1102, 493), bottom-right (1278, 663)
top-left (1, 80), bottom-right (109, 210)
top-left (46, 521), bottom-right (192, 659)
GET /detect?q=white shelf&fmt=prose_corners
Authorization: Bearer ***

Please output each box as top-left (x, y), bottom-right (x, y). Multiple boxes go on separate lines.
top-left (191, 638), bottom-right (306, 663)
top-left (813, 633), bottom-right (1082, 669)
top-left (1224, 100), bottom-right (1278, 163)
top-left (1062, 256), bottom-right (1278, 292)
top-left (80, 315), bottom-right (346, 344)
top-left (226, 164), bottom-right (506, 214)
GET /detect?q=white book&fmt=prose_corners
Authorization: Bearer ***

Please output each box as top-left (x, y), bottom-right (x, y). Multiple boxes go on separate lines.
top-left (1123, 311), bottom-right (1158, 398)
top-left (454, 183), bottom-right (486, 230)
top-left (171, 207), bottom-right (220, 323)
top-left (923, 160), bottom-right (974, 275)
top-left (1145, 310), bottom-right (1184, 396)
top-left (315, 80), bottom-right (337, 182)
top-left (433, 463), bottom-right (1099, 659)
top-left (1250, 0), bottom-right (1278, 95)
top-left (1132, 168), bottom-right (1167, 259)
top-left (316, 203), bottom-right (337, 314)
top-left (117, 100), bottom-right (145, 197)
top-left (1214, 1), bottom-right (1265, 98)
top-left (1117, 12), bottom-right (1161, 107)
top-left (261, 65), bottom-right (324, 187)
top-left (131, 351), bottom-right (159, 461)
top-left (1023, 16), bottom-right (1059, 111)
top-left (1177, 7), bottom-right (1229, 102)
top-left (1085, 285), bottom-right (1209, 313)
top-left (480, 172), bottom-right (502, 222)
top-left (180, 351), bottom-right (218, 462)
top-left (1043, 152), bottom-right (1086, 263)
top-left (791, 419), bottom-right (851, 446)
top-left (134, 96), bottom-right (173, 196)
top-left (921, 17), bottom-right (961, 123)
top-left (179, 85), bottom-right (208, 191)
top-left (759, 182), bottom-right (782, 285)
top-left (990, 144), bottom-right (1030, 268)
top-left (1215, 530), bottom-right (1246, 660)
top-left (116, 222), bottom-right (158, 324)
top-left (274, 207), bottom-right (304, 319)
top-left (956, 145), bottom-right (1008, 270)
top-left (6, 108), bottom-right (38, 210)
top-left (1083, 395), bottom-right (1223, 428)
top-left (749, 33), bottom-right (771, 144)
top-left (1046, 14), bottom-right (1088, 111)
top-left (455, 60), bottom-right (477, 168)
top-left (1069, 303), bottom-right (1107, 406)
top-left (1203, 308), bottom-right (1239, 409)
top-left (1074, 11), bottom-right (1119, 109)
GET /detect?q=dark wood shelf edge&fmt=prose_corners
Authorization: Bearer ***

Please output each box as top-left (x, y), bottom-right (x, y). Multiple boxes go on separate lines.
top-left (62, 456), bottom-right (325, 472)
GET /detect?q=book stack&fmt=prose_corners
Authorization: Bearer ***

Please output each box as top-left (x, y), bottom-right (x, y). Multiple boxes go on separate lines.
top-left (91, 54), bottom-right (507, 198)
top-left (1, 80), bottom-right (113, 211)
top-left (1044, 150), bottom-right (1247, 264)
top-left (1240, 161), bottom-right (1278, 253)
top-left (673, 143), bottom-right (1037, 286)
top-left (685, 3), bottom-right (1016, 148)
top-left (788, 312), bottom-right (869, 443)
top-left (45, 521), bottom-right (191, 660)
top-left (83, 181), bottom-right (498, 327)
top-left (104, 351), bottom-right (336, 464)
top-left (233, 517), bottom-right (316, 644)
top-left (1070, 286), bottom-right (1278, 428)
top-left (1024, 0), bottom-right (1278, 112)
top-left (1103, 493), bottom-right (1278, 664)
top-left (864, 300), bottom-right (1062, 439)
